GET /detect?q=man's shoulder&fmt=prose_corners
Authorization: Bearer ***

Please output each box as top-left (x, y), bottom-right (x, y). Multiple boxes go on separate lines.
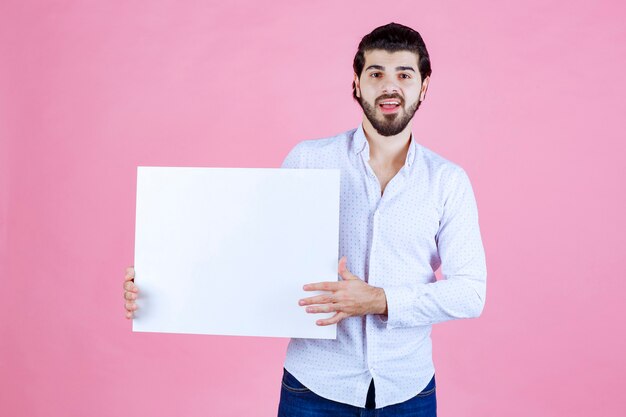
top-left (297, 127), bottom-right (355, 152)
top-left (415, 142), bottom-right (471, 190)
top-left (417, 142), bottom-right (464, 172)
top-left (280, 127), bottom-right (356, 169)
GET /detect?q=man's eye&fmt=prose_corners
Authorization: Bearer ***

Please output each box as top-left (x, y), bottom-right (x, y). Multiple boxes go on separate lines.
top-left (370, 72), bottom-right (381, 78)
top-left (400, 74), bottom-right (411, 79)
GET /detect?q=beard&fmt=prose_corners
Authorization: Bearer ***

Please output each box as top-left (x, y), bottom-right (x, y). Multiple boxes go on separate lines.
top-left (357, 95), bottom-right (420, 137)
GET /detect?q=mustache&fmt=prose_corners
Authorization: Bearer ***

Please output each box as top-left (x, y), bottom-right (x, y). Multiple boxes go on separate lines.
top-left (375, 94), bottom-right (404, 105)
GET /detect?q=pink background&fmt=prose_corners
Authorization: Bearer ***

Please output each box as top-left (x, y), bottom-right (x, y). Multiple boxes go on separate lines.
top-left (1, 1), bottom-right (625, 416)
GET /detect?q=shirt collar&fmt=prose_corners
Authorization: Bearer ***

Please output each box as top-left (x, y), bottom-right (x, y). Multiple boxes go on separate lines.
top-left (352, 123), bottom-right (417, 167)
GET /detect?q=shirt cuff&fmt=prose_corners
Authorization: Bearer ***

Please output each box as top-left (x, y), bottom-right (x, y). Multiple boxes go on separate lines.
top-left (382, 284), bottom-right (428, 329)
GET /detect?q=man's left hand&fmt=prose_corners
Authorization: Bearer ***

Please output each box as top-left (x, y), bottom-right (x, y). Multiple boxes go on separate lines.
top-left (299, 256), bottom-right (388, 326)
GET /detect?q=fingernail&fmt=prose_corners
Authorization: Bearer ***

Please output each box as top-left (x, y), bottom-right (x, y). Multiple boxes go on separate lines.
top-left (299, 300), bottom-right (304, 305)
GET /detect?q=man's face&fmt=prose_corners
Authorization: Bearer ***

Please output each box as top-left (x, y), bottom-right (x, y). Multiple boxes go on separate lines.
top-left (354, 49), bottom-right (429, 136)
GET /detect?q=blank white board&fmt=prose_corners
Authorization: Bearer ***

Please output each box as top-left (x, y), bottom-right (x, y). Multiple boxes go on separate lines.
top-left (132, 166), bottom-right (340, 339)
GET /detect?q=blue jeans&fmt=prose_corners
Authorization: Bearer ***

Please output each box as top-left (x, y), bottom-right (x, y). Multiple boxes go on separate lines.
top-left (277, 368), bottom-right (436, 417)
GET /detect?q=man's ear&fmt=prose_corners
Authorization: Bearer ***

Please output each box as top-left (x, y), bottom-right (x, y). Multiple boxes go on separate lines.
top-left (354, 73), bottom-right (361, 98)
top-left (419, 76), bottom-right (430, 102)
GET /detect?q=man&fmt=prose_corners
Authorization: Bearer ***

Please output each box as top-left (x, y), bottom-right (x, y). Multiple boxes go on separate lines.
top-left (124, 22), bottom-right (486, 417)
top-left (275, 22), bottom-right (486, 416)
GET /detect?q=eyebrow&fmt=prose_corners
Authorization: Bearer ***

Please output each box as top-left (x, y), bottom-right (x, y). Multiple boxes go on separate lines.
top-left (365, 65), bottom-right (416, 72)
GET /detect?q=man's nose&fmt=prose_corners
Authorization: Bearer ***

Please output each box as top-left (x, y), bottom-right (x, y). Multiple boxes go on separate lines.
top-left (381, 80), bottom-right (400, 95)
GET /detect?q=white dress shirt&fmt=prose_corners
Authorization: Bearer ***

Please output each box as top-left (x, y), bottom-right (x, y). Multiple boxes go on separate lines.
top-left (280, 123), bottom-right (487, 409)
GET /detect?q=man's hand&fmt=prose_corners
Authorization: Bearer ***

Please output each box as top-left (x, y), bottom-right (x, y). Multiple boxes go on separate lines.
top-left (123, 266), bottom-right (139, 319)
top-left (299, 256), bottom-right (388, 326)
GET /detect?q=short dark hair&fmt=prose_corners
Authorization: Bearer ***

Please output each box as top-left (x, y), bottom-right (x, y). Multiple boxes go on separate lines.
top-left (352, 22), bottom-right (432, 101)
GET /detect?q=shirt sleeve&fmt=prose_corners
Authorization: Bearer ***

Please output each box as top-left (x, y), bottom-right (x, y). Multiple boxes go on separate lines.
top-left (382, 167), bottom-right (487, 329)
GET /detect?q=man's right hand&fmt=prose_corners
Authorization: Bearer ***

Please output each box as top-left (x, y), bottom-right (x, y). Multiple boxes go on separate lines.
top-left (124, 266), bottom-right (139, 319)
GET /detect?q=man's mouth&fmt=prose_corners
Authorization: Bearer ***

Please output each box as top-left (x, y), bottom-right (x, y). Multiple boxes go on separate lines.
top-left (378, 100), bottom-right (401, 113)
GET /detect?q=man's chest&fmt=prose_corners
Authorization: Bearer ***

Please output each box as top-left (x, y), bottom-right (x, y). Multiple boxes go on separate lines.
top-left (338, 163), bottom-right (442, 258)
top-left (368, 160), bottom-right (404, 196)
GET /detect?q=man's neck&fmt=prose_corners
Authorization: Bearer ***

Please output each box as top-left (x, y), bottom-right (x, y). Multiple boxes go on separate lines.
top-left (361, 118), bottom-right (412, 166)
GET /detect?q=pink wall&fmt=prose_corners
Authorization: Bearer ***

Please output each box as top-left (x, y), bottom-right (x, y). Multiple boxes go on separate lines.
top-left (2, 1), bottom-right (625, 416)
